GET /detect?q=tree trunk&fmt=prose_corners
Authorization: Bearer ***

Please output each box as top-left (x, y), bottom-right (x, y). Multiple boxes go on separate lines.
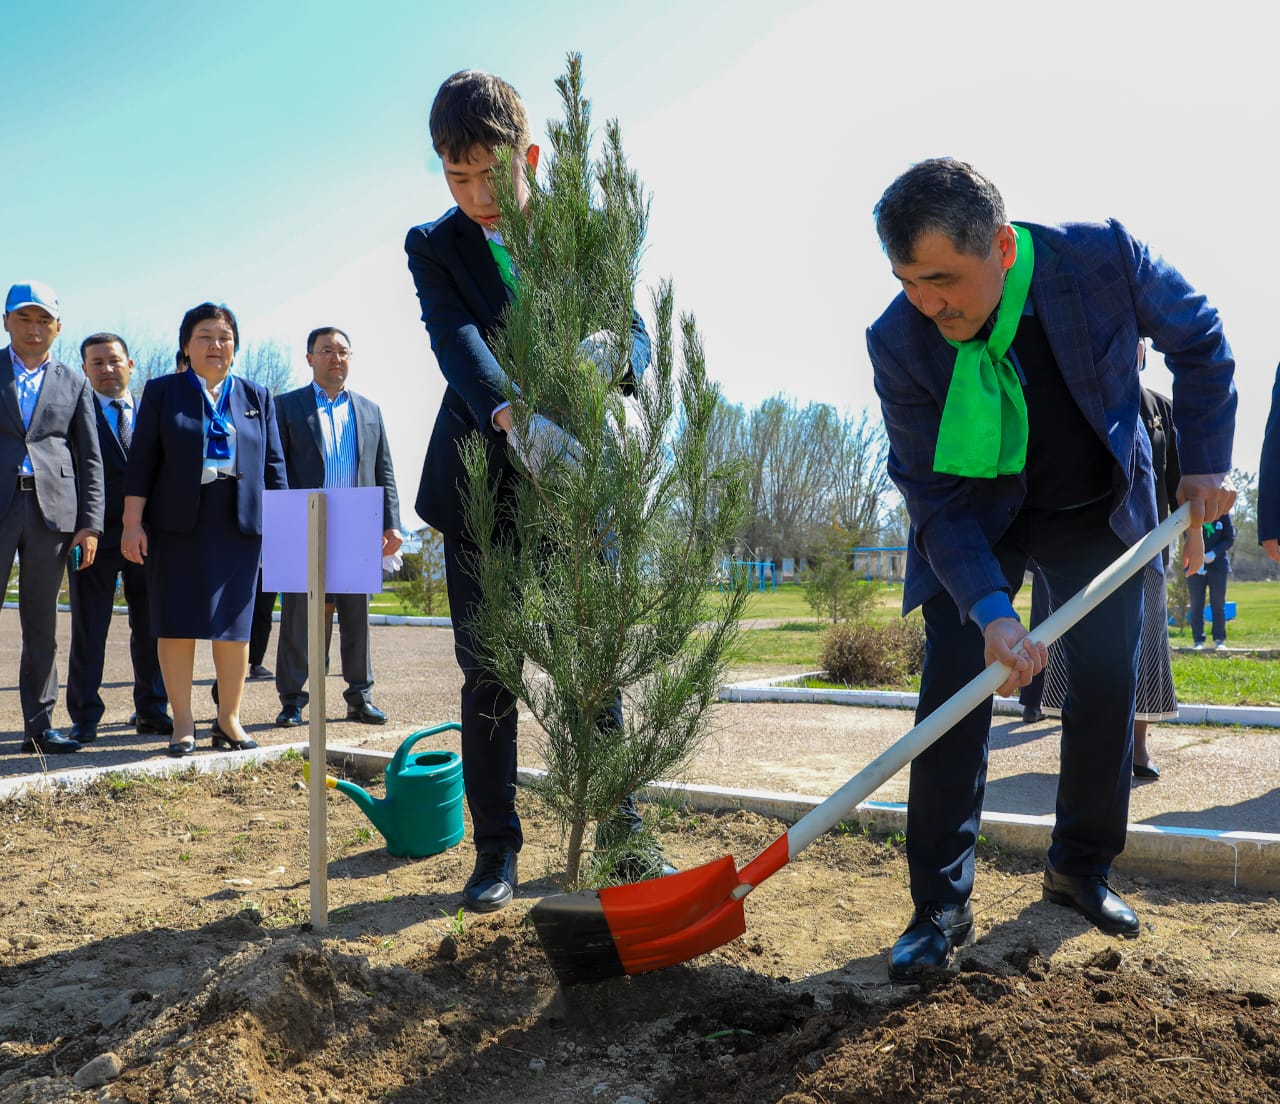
top-left (565, 820), bottom-right (586, 883)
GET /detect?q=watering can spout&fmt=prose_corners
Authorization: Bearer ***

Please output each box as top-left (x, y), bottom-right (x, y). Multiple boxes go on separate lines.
top-left (302, 761), bottom-right (391, 831)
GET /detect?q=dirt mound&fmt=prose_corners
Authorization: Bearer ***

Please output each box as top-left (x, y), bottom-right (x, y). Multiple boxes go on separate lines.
top-left (1, 760), bottom-right (1276, 1103)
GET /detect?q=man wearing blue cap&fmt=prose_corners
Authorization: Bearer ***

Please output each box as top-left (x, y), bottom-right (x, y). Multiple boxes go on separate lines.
top-left (1, 281), bottom-right (105, 755)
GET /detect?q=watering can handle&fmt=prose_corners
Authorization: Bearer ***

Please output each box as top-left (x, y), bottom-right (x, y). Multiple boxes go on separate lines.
top-left (389, 721), bottom-right (464, 774)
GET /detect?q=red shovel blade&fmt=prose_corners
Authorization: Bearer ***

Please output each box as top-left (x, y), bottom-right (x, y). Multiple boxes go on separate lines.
top-left (529, 855), bottom-right (746, 985)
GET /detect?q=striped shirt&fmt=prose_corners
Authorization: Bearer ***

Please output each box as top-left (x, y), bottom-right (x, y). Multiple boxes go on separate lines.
top-left (313, 382), bottom-right (357, 488)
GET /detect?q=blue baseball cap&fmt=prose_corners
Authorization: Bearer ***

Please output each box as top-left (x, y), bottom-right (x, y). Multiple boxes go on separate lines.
top-left (4, 281), bottom-right (60, 320)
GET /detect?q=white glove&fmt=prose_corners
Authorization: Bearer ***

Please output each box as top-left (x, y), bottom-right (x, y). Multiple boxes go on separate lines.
top-left (1203, 550), bottom-right (1216, 563)
top-left (579, 330), bottom-right (624, 386)
top-left (509, 413), bottom-right (581, 480)
top-left (382, 552), bottom-right (403, 573)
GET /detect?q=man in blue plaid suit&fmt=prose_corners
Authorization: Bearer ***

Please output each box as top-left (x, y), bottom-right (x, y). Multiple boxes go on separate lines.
top-left (866, 158), bottom-right (1236, 982)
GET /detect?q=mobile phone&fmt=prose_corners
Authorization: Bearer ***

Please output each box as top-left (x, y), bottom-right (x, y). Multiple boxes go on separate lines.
top-left (69, 545), bottom-right (83, 571)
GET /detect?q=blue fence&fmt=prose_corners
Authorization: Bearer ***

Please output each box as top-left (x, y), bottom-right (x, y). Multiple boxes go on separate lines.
top-left (718, 559), bottom-right (777, 592)
top-left (850, 546), bottom-right (908, 583)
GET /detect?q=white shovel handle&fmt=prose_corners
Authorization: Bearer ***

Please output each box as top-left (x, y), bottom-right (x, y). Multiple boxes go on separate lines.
top-left (783, 503), bottom-right (1191, 857)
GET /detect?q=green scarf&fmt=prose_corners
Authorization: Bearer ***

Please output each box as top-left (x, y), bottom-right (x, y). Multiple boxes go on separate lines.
top-left (932, 224), bottom-right (1034, 478)
top-left (488, 238), bottom-right (518, 297)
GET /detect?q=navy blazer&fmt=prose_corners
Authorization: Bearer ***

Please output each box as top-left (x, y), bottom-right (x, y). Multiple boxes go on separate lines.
top-left (275, 384), bottom-right (402, 532)
top-left (404, 205), bottom-right (650, 535)
top-left (1259, 363), bottom-right (1280, 544)
top-left (1199, 513), bottom-right (1234, 575)
top-left (124, 372), bottom-right (288, 534)
top-left (867, 219), bottom-right (1236, 618)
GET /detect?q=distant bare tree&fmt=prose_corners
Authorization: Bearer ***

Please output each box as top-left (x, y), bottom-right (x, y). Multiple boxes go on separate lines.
top-left (129, 341), bottom-right (177, 393)
top-left (236, 340), bottom-right (295, 395)
top-left (828, 410), bottom-right (893, 543)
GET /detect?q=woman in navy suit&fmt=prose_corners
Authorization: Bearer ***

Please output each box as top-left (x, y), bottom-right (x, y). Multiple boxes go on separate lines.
top-left (121, 303), bottom-right (288, 756)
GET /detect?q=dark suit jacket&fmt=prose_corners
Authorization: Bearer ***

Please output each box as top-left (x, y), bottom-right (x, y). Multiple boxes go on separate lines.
top-left (1260, 363), bottom-right (1280, 543)
top-left (124, 373), bottom-right (288, 533)
top-left (274, 384), bottom-right (401, 532)
top-left (404, 205), bottom-right (651, 535)
top-left (0, 347), bottom-right (105, 533)
top-left (91, 397), bottom-right (130, 551)
top-left (867, 219), bottom-right (1236, 618)
top-left (1200, 512), bottom-right (1234, 575)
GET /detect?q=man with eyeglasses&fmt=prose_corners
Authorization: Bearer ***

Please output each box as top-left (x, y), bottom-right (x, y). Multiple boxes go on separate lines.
top-left (272, 326), bottom-right (402, 728)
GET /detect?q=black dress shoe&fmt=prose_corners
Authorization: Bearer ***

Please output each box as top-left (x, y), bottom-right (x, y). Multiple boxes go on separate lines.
top-left (132, 713), bottom-right (175, 736)
top-left (889, 901), bottom-right (975, 982)
top-left (167, 735), bottom-right (196, 758)
top-left (463, 847), bottom-right (518, 912)
top-left (21, 729), bottom-right (81, 755)
top-left (1043, 864), bottom-right (1139, 937)
top-left (69, 723), bottom-right (98, 744)
top-left (248, 664), bottom-right (273, 680)
top-left (275, 706), bottom-right (304, 728)
top-left (1022, 706), bottom-right (1046, 724)
top-left (1133, 762), bottom-right (1161, 780)
top-left (211, 720), bottom-right (258, 752)
top-left (346, 702), bottom-right (387, 725)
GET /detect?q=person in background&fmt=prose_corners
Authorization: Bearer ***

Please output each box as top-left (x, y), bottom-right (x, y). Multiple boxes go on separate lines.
top-left (121, 303), bottom-right (288, 756)
top-left (248, 568), bottom-right (276, 680)
top-left (66, 333), bottom-right (169, 744)
top-left (0, 281), bottom-right (105, 755)
top-left (866, 158), bottom-right (1235, 981)
top-left (1187, 509), bottom-right (1235, 650)
top-left (1261, 363), bottom-right (1280, 564)
top-left (273, 325), bottom-right (401, 729)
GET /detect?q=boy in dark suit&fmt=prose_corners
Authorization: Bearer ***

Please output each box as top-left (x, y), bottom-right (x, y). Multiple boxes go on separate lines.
top-left (1187, 511), bottom-right (1235, 649)
top-left (404, 70), bottom-right (659, 912)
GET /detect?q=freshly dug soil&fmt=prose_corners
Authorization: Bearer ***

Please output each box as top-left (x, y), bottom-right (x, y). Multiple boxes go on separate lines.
top-left (1, 759), bottom-right (1276, 1103)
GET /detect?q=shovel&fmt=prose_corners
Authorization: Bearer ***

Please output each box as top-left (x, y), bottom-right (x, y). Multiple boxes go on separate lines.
top-left (529, 504), bottom-right (1192, 986)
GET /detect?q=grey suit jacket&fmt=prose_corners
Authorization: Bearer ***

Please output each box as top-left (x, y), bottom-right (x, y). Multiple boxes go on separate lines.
top-left (275, 384), bottom-right (401, 532)
top-left (0, 347), bottom-right (105, 534)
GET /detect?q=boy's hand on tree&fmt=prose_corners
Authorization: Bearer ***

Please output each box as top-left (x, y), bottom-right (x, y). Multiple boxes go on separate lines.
top-left (509, 413), bottom-right (582, 480)
top-left (579, 330), bottom-right (623, 385)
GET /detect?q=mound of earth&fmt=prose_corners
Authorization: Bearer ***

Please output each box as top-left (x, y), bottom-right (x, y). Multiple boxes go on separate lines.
top-left (0, 759), bottom-right (1276, 1103)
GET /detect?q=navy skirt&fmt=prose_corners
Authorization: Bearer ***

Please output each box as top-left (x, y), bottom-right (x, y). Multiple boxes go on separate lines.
top-left (146, 476), bottom-right (261, 641)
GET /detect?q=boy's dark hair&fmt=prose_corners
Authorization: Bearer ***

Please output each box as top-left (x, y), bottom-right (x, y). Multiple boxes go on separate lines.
top-left (873, 157), bottom-right (1006, 265)
top-left (429, 69), bottom-right (529, 162)
top-left (80, 331), bottom-right (129, 360)
top-left (306, 326), bottom-right (351, 354)
top-left (178, 302), bottom-right (239, 368)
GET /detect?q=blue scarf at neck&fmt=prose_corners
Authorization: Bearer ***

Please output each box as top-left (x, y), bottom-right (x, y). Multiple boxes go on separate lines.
top-left (187, 368), bottom-right (233, 460)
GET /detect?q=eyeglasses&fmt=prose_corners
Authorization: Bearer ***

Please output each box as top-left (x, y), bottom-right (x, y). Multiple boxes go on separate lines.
top-left (313, 347), bottom-right (351, 359)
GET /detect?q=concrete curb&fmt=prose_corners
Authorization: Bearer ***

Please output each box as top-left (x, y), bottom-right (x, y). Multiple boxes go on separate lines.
top-left (0, 741), bottom-right (309, 803)
top-left (318, 746), bottom-right (1280, 893)
top-left (720, 672), bottom-right (1280, 729)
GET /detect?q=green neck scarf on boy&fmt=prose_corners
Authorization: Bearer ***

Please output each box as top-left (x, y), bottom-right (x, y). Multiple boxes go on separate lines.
top-left (488, 238), bottom-right (518, 298)
top-left (932, 224), bottom-right (1034, 479)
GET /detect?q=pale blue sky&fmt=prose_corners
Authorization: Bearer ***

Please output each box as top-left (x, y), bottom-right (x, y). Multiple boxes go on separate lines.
top-left (11, 0), bottom-right (1275, 527)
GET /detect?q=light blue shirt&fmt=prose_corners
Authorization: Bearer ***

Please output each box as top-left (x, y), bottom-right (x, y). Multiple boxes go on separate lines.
top-left (94, 390), bottom-right (134, 448)
top-left (10, 348), bottom-right (49, 475)
top-left (312, 382), bottom-right (357, 488)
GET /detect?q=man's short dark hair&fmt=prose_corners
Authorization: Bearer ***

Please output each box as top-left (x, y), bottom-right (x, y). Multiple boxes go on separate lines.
top-left (307, 327), bottom-right (351, 354)
top-left (429, 69), bottom-right (529, 162)
top-left (178, 302), bottom-right (239, 368)
top-left (80, 332), bottom-right (129, 360)
top-left (873, 158), bottom-right (1007, 265)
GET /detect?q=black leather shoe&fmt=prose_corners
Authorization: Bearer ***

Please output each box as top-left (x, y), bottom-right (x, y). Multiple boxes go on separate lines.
top-left (1022, 706), bottom-right (1046, 724)
top-left (889, 901), bottom-right (975, 982)
top-left (132, 713), bottom-right (174, 736)
top-left (275, 706), bottom-right (304, 728)
top-left (248, 664), bottom-right (273, 680)
top-left (1043, 864), bottom-right (1139, 938)
top-left (1133, 762), bottom-right (1161, 780)
top-left (68, 723), bottom-right (98, 744)
top-left (463, 848), bottom-right (518, 912)
top-left (21, 729), bottom-right (81, 755)
top-left (211, 720), bottom-right (258, 752)
top-left (346, 702), bottom-right (387, 725)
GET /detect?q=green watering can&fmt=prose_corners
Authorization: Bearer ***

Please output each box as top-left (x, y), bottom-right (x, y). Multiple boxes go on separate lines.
top-left (305, 722), bottom-right (465, 858)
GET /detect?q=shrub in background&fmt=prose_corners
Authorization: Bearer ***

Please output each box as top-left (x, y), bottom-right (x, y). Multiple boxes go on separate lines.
top-left (821, 616), bottom-right (924, 687)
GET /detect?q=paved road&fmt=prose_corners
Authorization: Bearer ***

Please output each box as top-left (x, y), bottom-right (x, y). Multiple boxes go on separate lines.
top-left (1, 614), bottom-right (1276, 835)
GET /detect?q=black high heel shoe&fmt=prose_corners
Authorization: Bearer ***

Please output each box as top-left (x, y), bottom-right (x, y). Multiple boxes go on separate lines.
top-left (211, 720), bottom-right (258, 752)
